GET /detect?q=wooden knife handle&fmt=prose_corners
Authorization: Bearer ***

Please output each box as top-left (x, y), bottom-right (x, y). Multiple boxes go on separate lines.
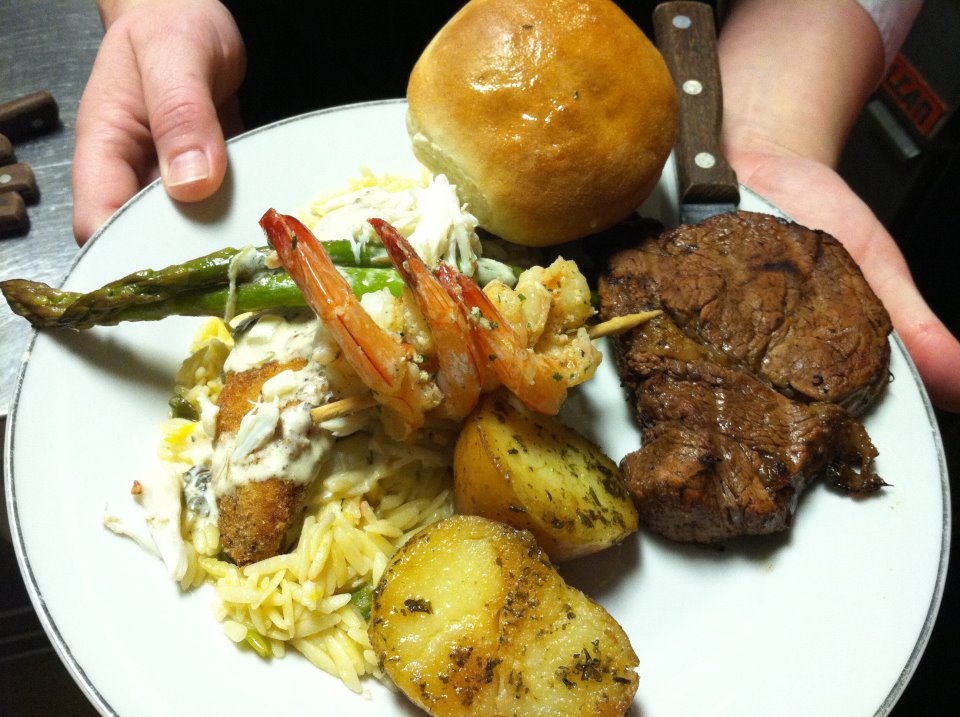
top-left (0, 91), bottom-right (59, 142)
top-left (653, 2), bottom-right (739, 206)
top-left (0, 163), bottom-right (39, 203)
top-left (0, 191), bottom-right (29, 237)
top-left (0, 133), bottom-right (14, 166)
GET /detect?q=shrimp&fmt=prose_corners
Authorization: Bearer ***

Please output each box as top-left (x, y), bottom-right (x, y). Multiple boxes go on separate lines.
top-left (369, 218), bottom-right (482, 422)
top-left (260, 209), bottom-right (439, 438)
top-left (452, 272), bottom-right (569, 416)
top-left (434, 262), bottom-right (501, 395)
top-left (263, 210), bottom-right (597, 431)
top-left (514, 259), bottom-right (602, 388)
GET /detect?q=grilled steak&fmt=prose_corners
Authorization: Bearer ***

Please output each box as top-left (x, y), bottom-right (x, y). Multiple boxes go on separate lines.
top-left (607, 211), bottom-right (892, 414)
top-left (599, 211), bottom-right (889, 543)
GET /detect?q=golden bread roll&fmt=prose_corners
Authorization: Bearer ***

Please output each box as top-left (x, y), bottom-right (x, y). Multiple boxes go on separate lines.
top-left (406, 0), bottom-right (678, 246)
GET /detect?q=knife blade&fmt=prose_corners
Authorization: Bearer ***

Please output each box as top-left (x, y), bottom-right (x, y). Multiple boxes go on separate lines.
top-left (653, 1), bottom-right (740, 225)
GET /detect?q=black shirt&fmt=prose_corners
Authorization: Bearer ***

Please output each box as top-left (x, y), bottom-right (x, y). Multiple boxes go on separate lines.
top-left (226, 1), bottom-right (677, 128)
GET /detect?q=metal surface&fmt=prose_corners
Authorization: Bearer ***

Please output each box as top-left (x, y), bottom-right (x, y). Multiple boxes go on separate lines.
top-left (0, 1), bottom-right (103, 419)
top-left (0, 3), bottom-right (103, 713)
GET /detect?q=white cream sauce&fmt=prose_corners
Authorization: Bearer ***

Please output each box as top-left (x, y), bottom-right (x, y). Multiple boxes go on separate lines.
top-left (111, 172), bottom-right (488, 572)
top-left (224, 312), bottom-right (319, 373)
top-left (224, 245), bottom-right (265, 322)
top-left (212, 313), bottom-right (342, 498)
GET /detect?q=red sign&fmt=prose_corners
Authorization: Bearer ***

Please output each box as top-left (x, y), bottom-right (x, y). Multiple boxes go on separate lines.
top-left (882, 54), bottom-right (947, 138)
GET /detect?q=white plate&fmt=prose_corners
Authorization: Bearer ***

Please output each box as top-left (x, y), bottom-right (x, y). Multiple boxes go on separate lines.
top-left (4, 100), bottom-right (950, 717)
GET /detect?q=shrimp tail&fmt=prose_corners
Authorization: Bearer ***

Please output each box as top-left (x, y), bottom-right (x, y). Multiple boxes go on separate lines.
top-left (434, 263), bottom-right (500, 395)
top-left (369, 218), bottom-right (482, 421)
top-left (454, 272), bottom-right (567, 416)
top-left (260, 209), bottom-right (426, 434)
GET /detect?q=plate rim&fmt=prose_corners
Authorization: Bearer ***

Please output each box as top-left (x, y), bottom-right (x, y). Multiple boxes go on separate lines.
top-left (3, 97), bottom-right (406, 717)
top-left (3, 98), bottom-right (952, 717)
top-left (868, 329), bottom-right (951, 714)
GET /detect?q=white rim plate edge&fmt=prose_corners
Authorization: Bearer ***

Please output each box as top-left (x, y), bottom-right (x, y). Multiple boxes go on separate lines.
top-left (2, 99), bottom-right (949, 717)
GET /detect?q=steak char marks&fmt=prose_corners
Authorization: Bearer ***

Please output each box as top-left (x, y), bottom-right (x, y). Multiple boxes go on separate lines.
top-left (599, 211), bottom-right (890, 543)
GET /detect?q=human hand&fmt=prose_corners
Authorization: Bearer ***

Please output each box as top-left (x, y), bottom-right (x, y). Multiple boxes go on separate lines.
top-left (716, 0), bottom-right (958, 411)
top-left (72, 0), bottom-right (246, 245)
top-left (727, 144), bottom-right (960, 413)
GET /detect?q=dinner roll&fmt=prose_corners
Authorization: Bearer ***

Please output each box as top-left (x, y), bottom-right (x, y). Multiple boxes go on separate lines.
top-left (406, 0), bottom-right (677, 247)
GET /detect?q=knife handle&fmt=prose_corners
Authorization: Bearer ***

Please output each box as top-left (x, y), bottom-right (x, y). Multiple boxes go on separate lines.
top-left (0, 191), bottom-right (29, 237)
top-left (0, 163), bottom-right (39, 204)
top-left (653, 1), bottom-right (739, 206)
top-left (0, 91), bottom-right (60, 143)
top-left (0, 133), bottom-right (14, 166)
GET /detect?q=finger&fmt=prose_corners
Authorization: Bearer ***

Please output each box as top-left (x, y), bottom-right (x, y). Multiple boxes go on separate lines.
top-left (140, 70), bottom-right (228, 203)
top-left (879, 273), bottom-right (960, 413)
top-left (72, 42), bottom-right (156, 245)
top-left (133, 22), bottom-right (240, 203)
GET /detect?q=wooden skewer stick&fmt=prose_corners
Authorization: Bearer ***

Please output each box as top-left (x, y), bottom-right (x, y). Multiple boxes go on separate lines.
top-left (308, 312), bottom-right (661, 426)
top-left (310, 393), bottom-right (378, 424)
top-left (587, 310), bottom-right (661, 339)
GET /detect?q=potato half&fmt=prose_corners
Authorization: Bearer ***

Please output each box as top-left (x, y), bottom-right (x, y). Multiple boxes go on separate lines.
top-left (453, 393), bottom-right (639, 561)
top-left (369, 515), bottom-right (639, 716)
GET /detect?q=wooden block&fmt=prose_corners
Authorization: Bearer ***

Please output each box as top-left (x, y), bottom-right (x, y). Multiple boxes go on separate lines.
top-left (0, 91), bottom-right (59, 141)
top-left (0, 162), bottom-right (39, 203)
top-left (0, 192), bottom-right (28, 236)
top-left (0, 133), bottom-right (14, 165)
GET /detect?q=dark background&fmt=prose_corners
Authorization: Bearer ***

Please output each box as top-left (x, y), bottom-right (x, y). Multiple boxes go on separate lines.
top-left (836, 1), bottom-right (960, 713)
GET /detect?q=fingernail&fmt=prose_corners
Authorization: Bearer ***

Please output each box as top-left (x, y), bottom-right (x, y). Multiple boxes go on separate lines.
top-left (166, 149), bottom-right (210, 187)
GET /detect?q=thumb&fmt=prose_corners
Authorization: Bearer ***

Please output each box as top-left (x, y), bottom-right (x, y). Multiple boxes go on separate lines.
top-left (143, 73), bottom-right (228, 203)
top-left (133, 16), bottom-right (243, 203)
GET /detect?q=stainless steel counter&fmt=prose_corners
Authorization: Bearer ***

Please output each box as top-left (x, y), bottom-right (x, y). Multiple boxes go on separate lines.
top-left (1, 2), bottom-right (103, 713)
top-left (0, 1), bottom-right (103, 418)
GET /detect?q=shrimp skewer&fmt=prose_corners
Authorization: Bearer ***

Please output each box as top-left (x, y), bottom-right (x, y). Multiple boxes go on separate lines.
top-left (434, 262), bottom-right (501, 395)
top-left (261, 209), bottom-right (436, 437)
top-left (369, 218), bottom-right (482, 422)
top-left (263, 210), bottom-right (588, 432)
top-left (453, 273), bottom-right (568, 416)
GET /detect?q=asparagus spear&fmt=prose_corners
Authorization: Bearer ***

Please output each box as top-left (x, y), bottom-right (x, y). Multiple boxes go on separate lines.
top-left (0, 226), bottom-right (416, 327)
top-left (1, 267), bottom-right (406, 330)
top-left (76, 242), bottom-right (389, 306)
top-left (1, 235), bottom-right (528, 330)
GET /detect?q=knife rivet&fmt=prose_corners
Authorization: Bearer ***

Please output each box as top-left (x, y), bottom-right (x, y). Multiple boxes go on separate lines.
top-left (672, 15), bottom-right (691, 29)
top-left (682, 80), bottom-right (703, 95)
top-left (695, 152), bottom-right (716, 169)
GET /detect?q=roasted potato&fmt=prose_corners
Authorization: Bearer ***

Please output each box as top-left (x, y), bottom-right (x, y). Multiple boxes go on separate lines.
top-left (453, 393), bottom-right (639, 561)
top-left (369, 515), bottom-right (638, 716)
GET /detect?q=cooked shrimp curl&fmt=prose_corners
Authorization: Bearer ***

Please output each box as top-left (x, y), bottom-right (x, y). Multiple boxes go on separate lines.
top-left (262, 209), bottom-right (441, 438)
top-left (260, 210), bottom-right (601, 436)
top-left (370, 218), bottom-right (482, 423)
top-left (447, 261), bottom-right (601, 416)
top-left (482, 259), bottom-right (602, 390)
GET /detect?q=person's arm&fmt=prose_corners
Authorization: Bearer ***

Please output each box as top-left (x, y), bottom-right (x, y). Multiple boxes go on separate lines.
top-left (720, 0), bottom-right (884, 166)
top-left (718, 0), bottom-right (960, 412)
top-left (72, 0), bottom-right (245, 244)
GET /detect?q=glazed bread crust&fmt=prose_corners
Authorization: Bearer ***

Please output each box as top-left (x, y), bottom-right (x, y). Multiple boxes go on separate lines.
top-left (407, 0), bottom-right (678, 246)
